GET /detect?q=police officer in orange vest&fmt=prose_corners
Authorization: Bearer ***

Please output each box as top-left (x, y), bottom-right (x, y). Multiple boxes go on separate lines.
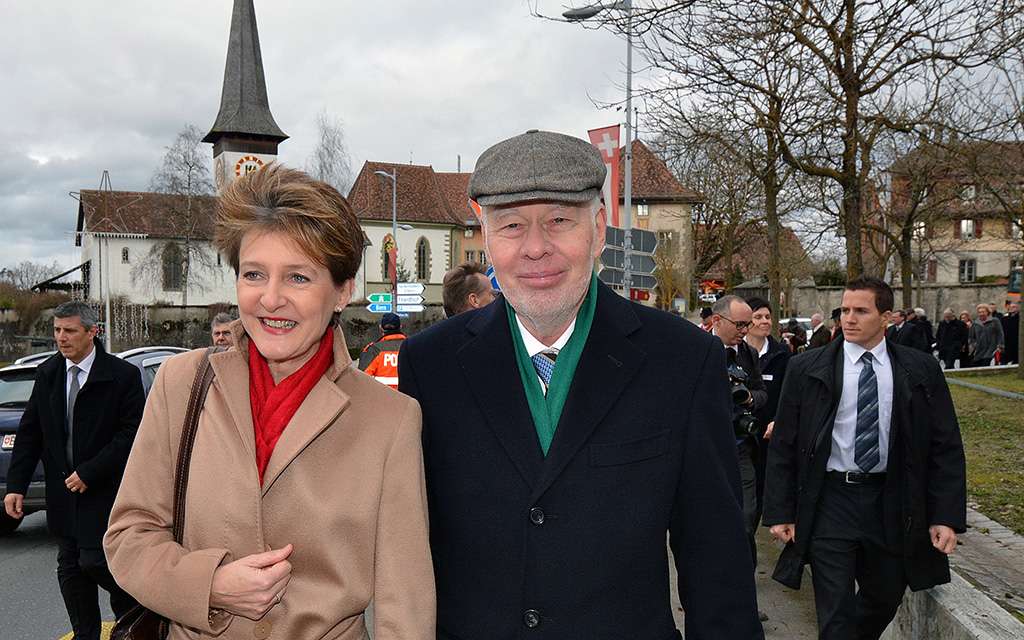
top-left (358, 313), bottom-right (406, 389)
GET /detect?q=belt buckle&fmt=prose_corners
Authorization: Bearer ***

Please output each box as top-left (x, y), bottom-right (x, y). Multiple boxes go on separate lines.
top-left (844, 471), bottom-right (863, 484)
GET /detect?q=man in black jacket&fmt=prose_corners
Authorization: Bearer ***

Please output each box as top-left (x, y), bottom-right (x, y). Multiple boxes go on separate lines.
top-left (764, 276), bottom-right (965, 640)
top-left (935, 308), bottom-right (969, 369)
top-left (712, 295), bottom-right (767, 567)
top-left (399, 130), bottom-right (764, 640)
top-left (887, 308), bottom-right (929, 352)
top-left (4, 301), bottom-right (144, 640)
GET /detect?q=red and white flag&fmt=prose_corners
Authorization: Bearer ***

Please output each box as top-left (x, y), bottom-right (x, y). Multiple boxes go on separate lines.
top-left (588, 125), bottom-right (621, 227)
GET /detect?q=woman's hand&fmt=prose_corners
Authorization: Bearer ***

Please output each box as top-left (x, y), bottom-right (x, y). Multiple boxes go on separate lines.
top-left (210, 544), bottom-right (293, 620)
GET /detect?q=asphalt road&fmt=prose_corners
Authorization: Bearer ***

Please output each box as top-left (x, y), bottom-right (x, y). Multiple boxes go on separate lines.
top-left (0, 509), bottom-right (815, 640)
top-left (0, 511), bottom-right (115, 640)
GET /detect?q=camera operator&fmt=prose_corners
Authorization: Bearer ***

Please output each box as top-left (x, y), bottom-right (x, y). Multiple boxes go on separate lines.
top-left (712, 295), bottom-right (767, 569)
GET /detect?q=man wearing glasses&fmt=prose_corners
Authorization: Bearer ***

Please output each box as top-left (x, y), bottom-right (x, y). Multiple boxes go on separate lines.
top-left (712, 295), bottom-right (767, 583)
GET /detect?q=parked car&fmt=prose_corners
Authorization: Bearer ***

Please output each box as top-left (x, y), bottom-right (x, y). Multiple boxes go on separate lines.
top-left (0, 345), bottom-right (187, 533)
top-left (0, 363), bottom-right (45, 534)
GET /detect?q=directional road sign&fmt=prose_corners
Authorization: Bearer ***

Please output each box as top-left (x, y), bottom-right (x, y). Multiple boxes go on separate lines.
top-left (368, 293), bottom-right (392, 303)
top-left (397, 304), bottom-right (425, 313)
top-left (397, 282), bottom-right (425, 295)
top-left (600, 247), bottom-right (656, 273)
top-left (368, 303), bottom-right (392, 313)
top-left (598, 268), bottom-right (657, 291)
top-left (396, 294), bottom-right (424, 305)
top-left (605, 227), bottom-right (658, 254)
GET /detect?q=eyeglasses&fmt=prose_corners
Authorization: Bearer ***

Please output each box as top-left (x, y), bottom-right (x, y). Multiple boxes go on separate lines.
top-left (719, 316), bottom-right (754, 331)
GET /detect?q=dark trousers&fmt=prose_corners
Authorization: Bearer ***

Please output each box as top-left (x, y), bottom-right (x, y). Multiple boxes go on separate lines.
top-left (738, 439), bottom-right (758, 566)
top-left (56, 535), bottom-right (137, 640)
top-left (807, 478), bottom-right (906, 640)
top-left (938, 348), bottom-right (960, 370)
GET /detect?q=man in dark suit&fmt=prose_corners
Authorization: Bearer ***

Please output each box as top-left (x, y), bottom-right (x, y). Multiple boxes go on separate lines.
top-left (763, 275), bottom-right (966, 640)
top-left (1000, 301), bottom-right (1019, 364)
top-left (711, 295), bottom-right (767, 568)
top-left (886, 308), bottom-right (929, 352)
top-left (808, 313), bottom-right (831, 350)
top-left (4, 301), bottom-right (143, 640)
top-left (399, 130), bottom-right (764, 639)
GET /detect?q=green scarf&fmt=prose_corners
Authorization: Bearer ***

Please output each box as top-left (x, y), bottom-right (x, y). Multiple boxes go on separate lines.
top-left (507, 272), bottom-right (598, 455)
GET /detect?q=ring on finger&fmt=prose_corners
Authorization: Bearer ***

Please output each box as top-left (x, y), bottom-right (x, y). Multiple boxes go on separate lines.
top-left (275, 593), bottom-right (281, 604)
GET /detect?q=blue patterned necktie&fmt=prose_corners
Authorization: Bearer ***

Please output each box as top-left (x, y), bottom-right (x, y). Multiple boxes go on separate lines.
top-left (854, 352), bottom-right (880, 472)
top-left (531, 350), bottom-right (558, 392)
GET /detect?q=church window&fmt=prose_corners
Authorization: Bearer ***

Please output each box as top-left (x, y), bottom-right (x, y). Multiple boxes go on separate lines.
top-left (416, 238), bottom-right (430, 281)
top-left (121, 248), bottom-right (130, 263)
top-left (163, 243), bottom-right (184, 291)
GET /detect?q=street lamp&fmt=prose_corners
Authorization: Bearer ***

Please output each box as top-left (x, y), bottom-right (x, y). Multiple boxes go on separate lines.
top-left (374, 169), bottom-right (413, 303)
top-left (563, 0), bottom-right (634, 292)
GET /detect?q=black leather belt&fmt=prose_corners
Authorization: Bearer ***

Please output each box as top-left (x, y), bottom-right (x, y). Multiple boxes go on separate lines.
top-left (826, 470), bottom-right (886, 485)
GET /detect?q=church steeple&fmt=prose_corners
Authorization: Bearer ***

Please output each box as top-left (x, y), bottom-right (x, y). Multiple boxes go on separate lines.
top-left (204, 0), bottom-right (288, 192)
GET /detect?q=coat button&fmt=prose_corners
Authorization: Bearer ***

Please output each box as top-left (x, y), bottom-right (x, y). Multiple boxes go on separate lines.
top-left (529, 508), bottom-right (545, 525)
top-left (524, 609), bottom-right (541, 627)
top-left (254, 620), bottom-right (272, 639)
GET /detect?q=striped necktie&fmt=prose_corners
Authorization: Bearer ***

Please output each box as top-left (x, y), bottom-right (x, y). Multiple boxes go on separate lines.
top-left (854, 352), bottom-right (880, 472)
top-left (531, 349), bottom-right (559, 392)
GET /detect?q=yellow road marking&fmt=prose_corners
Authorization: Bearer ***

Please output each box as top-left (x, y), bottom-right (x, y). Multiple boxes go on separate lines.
top-left (58, 621), bottom-right (114, 639)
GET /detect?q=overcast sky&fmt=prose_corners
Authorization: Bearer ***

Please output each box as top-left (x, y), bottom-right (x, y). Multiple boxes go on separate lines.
top-left (0, 0), bottom-right (640, 271)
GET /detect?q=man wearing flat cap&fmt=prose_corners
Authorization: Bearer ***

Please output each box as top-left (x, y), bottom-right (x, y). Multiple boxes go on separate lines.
top-left (399, 130), bottom-right (764, 639)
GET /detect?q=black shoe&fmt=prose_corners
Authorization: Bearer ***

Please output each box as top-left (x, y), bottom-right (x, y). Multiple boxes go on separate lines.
top-left (759, 610), bottom-right (769, 622)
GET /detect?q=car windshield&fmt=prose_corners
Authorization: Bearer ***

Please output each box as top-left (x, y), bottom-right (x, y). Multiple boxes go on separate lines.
top-left (0, 370), bottom-right (36, 408)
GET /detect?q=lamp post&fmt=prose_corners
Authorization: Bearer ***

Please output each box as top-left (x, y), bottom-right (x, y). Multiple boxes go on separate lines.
top-left (564, 0), bottom-right (634, 292)
top-left (374, 169), bottom-right (415, 311)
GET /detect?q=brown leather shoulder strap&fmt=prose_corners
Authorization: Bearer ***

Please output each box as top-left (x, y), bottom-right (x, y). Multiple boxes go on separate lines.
top-left (171, 346), bottom-right (223, 544)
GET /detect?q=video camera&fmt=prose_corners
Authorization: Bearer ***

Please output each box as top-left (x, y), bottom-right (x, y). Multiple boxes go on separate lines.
top-left (728, 365), bottom-right (760, 439)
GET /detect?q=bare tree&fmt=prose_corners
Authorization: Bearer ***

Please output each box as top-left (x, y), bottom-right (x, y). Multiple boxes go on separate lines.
top-left (305, 109), bottom-right (353, 194)
top-left (141, 124), bottom-right (217, 309)
top-left (0, 261), bottom-right (64, 291)
top-left (576, 0), bottom-right (1022, 278)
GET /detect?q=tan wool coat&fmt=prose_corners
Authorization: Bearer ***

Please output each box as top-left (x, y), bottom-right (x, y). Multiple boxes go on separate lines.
top-left (104, 326), bottom-right (435, 639)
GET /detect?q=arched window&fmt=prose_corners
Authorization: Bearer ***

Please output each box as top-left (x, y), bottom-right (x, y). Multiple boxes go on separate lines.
top-left (121, 247), bottom-right (130, 263)
top-left (416, 237), bottom-right (430, 282)
top-left (162, 243), bottom-right (183, 291)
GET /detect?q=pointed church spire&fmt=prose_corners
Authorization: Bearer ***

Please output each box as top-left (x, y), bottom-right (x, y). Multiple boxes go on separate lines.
top-left (203, 0), bottom-right (287, 145)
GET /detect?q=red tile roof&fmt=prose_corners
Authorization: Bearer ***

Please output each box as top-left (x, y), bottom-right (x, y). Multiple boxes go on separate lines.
top-left (347, 162), bottom-right (469, 227)
top-left (618, 140), bottom-right (701, 202)
top-left (76, 190), bottom-right (218, 241)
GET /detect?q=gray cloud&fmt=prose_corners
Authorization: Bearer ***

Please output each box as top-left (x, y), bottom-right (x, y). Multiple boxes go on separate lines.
top-left (1, 0), bottom-right (632, 268)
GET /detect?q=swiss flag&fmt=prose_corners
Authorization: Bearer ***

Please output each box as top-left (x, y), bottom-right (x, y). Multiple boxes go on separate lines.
top-left (588, 126), bottom-right (620, 227)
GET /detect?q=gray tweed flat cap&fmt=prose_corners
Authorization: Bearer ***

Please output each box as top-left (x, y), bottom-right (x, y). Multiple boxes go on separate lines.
top-left (468, 129), bottom-right (607, 206)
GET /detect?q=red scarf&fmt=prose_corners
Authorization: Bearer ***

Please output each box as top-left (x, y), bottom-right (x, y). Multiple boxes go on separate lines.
top-left (248, 328), bottom-right (335, 483)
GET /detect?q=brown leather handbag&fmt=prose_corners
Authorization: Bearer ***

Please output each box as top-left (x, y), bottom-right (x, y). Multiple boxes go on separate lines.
top-left (110, 348), bottom-right (219, 640)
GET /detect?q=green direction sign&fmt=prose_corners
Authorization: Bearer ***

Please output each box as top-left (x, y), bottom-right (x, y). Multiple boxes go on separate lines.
top-left (368, 293), bottom-right (392, 303)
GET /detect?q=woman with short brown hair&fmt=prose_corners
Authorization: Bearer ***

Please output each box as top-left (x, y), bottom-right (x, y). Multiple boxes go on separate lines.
top-left (105, 164), bottom-right (435, 639)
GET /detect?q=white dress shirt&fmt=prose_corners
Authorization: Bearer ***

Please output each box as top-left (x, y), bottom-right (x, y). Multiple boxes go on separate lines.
top-left (516, 316), bottom-right (576, 395)
top-left (66, 346), bottom-right (97, 403)
top-left (827, 339), bottom-right (894, 473)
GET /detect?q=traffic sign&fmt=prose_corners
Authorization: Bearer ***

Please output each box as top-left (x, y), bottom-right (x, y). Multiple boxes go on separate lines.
top-left (368, 303), bottom-right (392, 313)
top-left (600, 247), bottom-right (656, 274)
top-left (397, 282), bottom-right (425, 295)
top-left (368, 293), bottom-right (392, 303)
top-left (397, 304), bottom-right (425, 313)
top-left (605, 227), bottom-right (658, 254)
top-left (598, 268), bottom-right (657, 290)
top-left (396, 294), bottom-right (424, 305)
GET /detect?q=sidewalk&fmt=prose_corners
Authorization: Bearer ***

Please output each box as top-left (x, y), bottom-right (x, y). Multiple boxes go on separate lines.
top-left (952, 504), bottom-right (1024, 622)
top-left (668, 527), bottom-right (819, 637)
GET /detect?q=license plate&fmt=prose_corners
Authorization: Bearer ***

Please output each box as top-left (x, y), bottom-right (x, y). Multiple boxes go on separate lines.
top-left (1, 433), bottom-right (15, 450)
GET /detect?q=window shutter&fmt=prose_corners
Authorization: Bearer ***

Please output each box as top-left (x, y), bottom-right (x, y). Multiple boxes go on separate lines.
top-left (954, 220), bottom-right (960, 239)
top-left (1007, 220), bottom-right (1014, 237)
top-left (976, 219), bottom-right (982, 238)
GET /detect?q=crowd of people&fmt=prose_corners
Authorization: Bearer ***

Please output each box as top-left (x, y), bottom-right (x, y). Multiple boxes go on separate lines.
top-left (4, 128), bottom-right (1013, 640)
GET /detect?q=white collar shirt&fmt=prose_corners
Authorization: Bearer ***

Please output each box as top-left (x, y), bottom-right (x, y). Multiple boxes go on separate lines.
top-left (516, 316), bottom-right (576, 395)
top-left (66, 345), bottom-right (97, 402)
top-left (827, 339), bottom-right (894, 473)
